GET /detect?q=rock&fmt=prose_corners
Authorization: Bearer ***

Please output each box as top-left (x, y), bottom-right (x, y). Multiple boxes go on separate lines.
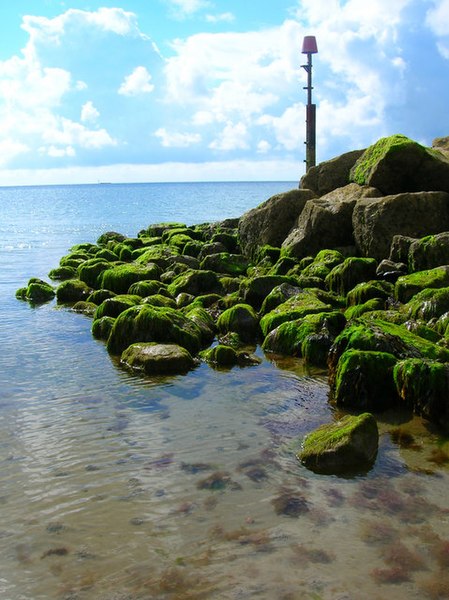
top-left (128, 280), bottom-right (167, 297)
top-left (282, 184), bottom-right (380, 259)
top-left (260, 283), bottom-right (303, 315)
top-left (121, 342), bottom-right (195, 375)
top-left (403, 286), bottom-right (449, 321)
top-left (325, 257), bottom-right (377, 296)
top-left (217, 303), bottom-right (260, 342)
top-left (389, 235), bottom-right (418, 264)
top-left (346, 280), bottom-right (394, 306)
top-left (344, 298), bottom-right (386, 320)
top-left (200, 252), bottom-right (249, 276)
top-left (142, 294), bottom-right (177, 309)
top-left (408, 232), bottom-right (449, 272)
top-left (238, 189), bottom-right (316, 259)
top-left (260, 290), bottom-right (333, 336)
top-left (353, 191), bottom-right (449, 261)
top-left (240, 275), bottom-right (299, 310)
top-left (86, 289), bottom-right (116, 305)
top-left (394, 266), bottom-right (449, 303)
top-left (376, 259), bottom-right (407, 283)
top-left (350, 134), bottom-right (449, 194)
top-left (432, 136), bottom-right (449, 159)
top-left (262, 311), bottom-right (346, 365)
top-left (94, 294), bottom-right (141, 319)
top-left (394, 359), bottom-right (449, 430)
top-left (56, 279), bottom-right (91, 303)
top-left (332, 349), bottom-right (398, 410)
top-left (99, 263), bottom-right (161, 294)
top-left (48, 265), bottom-right (77, 280)
top-left (300, 149), bottom-right (365, 196)
top-left (298, 413), bottom-right (379, 474)
top-left (92, 316), bottom-right (115, 340)
top-left (184, 306), bottom-right (216, 345)
top-left (106, 304), bottom-right (203, 355)
top-left (167, 269), bottom-right (222, 297)
top-left (97, 231), bottom-right (127, 245)
top-left (16, 278), bottom-right (55, 303)
top-left (202, 344), bottom-right (240, 367)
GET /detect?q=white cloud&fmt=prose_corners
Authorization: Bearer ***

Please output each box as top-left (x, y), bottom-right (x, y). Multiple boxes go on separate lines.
top-left (0, 139), bottom-right (29, 166)
top-left (257, 140), bottom-right (271, 154)
top-left (426, 0), bottom-right (449, 36)
top-left (166, 0), bottom-right (211, 18)
top-left (81, 101), bottom-right (100, 123)
top-left (155, 128), bottom-right (202, 147)
top-left (209, 121), bottom-right (249, 151)
top-left (41, 145), bottom-right (76, 158)
top-left (205, 13), bottom-right (235, 24)
top-left (119, 66), bottom-right (155, 96)
top-left (259, 104), bottom-right (303, 151)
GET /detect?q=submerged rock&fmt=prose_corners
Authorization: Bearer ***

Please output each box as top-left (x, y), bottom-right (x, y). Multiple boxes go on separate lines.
top-left (298, 413), bottom-right (379, 474)
top-left (121, 342), bottom-right (195, 375)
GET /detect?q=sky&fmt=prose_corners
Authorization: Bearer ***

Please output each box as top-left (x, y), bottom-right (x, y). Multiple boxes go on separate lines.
top-left (0, 0), bottom-right (448, 185)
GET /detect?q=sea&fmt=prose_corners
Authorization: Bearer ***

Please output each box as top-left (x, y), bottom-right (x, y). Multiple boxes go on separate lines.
top-left (1, 181), bottom-right (449, 600)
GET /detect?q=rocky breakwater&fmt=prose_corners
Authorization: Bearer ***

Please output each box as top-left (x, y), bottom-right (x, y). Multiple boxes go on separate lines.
top-left (16, 134), bottom-right (449, 473)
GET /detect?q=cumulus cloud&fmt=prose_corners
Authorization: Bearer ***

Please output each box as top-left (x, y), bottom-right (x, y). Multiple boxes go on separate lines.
top-left (155, 128), bottom-right (202, 147)
top-left (166, 0), bottom-right (211, 18)
top-left (426, 0), bottom-right (449, 58)
top-left (119, 66), bottom-right (155, 96)
top-left (81, 101), bottom-right (100, 123)
top-left (209, 121), bottom-right (249, 151)
top-left (205, 13), bottom-right (235, 24)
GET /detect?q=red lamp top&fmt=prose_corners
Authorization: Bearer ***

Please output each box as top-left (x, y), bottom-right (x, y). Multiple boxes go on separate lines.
top-left (302, 36), bottom-right (318, 54)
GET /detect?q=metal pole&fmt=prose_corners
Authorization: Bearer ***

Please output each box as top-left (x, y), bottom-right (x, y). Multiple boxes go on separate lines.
top-left (303, 52), bottom-right (316, 171)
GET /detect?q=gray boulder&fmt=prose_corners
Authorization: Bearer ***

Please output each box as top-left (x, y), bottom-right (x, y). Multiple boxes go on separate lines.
top-left (432, 136), bottom-right (449, 159)
top-left (300, 149), bottom-right (365, 196)
top-left (350, 134), bottom-right (449, 195)
top-left (353, 191), bottom-right (449, 261)
top-left (238, 189), bottom-right (316, 259)
top-left (121, 342), bottom-right (195, 375)
top-left (389, 234), bottom-right (418, 264)
top-left (282, 183), bottom-right (380, 259)
top-left (297, 413), bottom-right (379, 475)
top-left (408, 232), bottom-right (449, 272)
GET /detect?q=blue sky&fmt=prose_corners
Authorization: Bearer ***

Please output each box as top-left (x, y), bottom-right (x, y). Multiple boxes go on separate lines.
top-left (0, 0), bottom-right (448, 185)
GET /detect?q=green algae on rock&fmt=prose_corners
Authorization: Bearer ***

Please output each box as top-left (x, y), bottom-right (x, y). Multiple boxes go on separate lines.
top-left (298, 412), bottom-right (379, 475)
top-left (92, 315), bottom-right (116, 340)
top-left (16, 278), bottom-right (55, 303)
top-left (260, 291), bottom-right (332, 336)
top-left (94, 294), bottom-right (141, 319)
top-left (325, 257), bottom-right (377, 297)
top-left (403, 286), bottom-right (449, 321)
top-left (217, 303), bottom-right (260, 343)
top-left (56, 279), bottom-right (92, 303)
top-left (121, 342), bottom-right (195, 375)
top-left (395, 266), bottom-right (449, 303)
top-left (99, 263), bottom-right (161, 295)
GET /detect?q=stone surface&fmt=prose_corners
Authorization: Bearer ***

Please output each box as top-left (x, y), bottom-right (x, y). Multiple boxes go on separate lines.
top-left (238, 189), bottom-right (316, 259)
top-left (298, 413), bottom-right (379, 475)
top-left (282, 184), bottom-right (380, 259)
top-left (300, 149), bottom-right (365, 196)
top-left (353, 191), bottom-right (449, 261)
top-left (121, 342), bottom-right (195, 375)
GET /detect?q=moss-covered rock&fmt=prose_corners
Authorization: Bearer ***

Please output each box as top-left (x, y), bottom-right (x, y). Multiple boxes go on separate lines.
top-left (106, 305), bottom-right (203, 355)
top-left (260, 283), bottom-right (302, 315)
top-left (56, 279), bottom-right (91, 303)
top-left (325, 257), bottom-right (377, 296)
top-left (184, 306), bottom-right (216, 345)
top-left (134, 244), bottom-right (179, 268)
top-left (94, 294), bottom-right (141, 319)
top-left (201, 344), bottom-right (240, 367)
top-left (403, 286), bottom-right (449, 321)
top-left (16, 278), bottom-right (55, 303)
top-left (346, 280), bottom-right (393, 306)
top-left (99, 263), bottom-right (161, 294)
top-left (92, 316), bottom-right (116, 340)
top-left (77, 258), bottom-right (112, 288)
top-left (121, 342), bottom-right (195, 375)
top-left (395, 266), bottom-right (449, 303)
top-left (97, 231), bottom-right (127, 246)
top-left (86, 289), bottom-right (116, 305)
top-left (48, 265), bottom-right (77, 280)
top-left (96, 248), bottom-right (119, 262)
top-left (217, 303), bottom-right (260, 342)
top-left (200, 252), bottom-right (249, 276)
top-left (128, 280), bottom-right (167, 297)
top-left (71, 301), bottom-right (97, 316)
top-left (141, 294), bottom-right (176, 309)
top-left (167, 269), bottom-right (222, 297)
top-left (260, 291), bottom-right (332, 336)
top-left (262, 311), bottom-right (346, 363)
top-left (408, 232), bottom-right (449, 272)
top-left (241, 275), bottom-right (299, 310)
top-left (297, 413), bottom-right (378, 475)
top-left (344, 298), bottom-right (386, 320)
top-left (332, 349), bottom-right (398, 410)
top-left (394, 359), bottom-right (449, 429)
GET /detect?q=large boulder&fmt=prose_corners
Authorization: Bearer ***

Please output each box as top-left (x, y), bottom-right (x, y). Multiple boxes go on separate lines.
top-left (297, 413), bottom-right (379, 475)
top-left (282, 184), bottom-right (380, 259)
top-left (408, 232), bottom-right (449, 272)
top-left (350, 134), bottom-right (449, 195)
top-left (238, 189), bottom-right (316, 259)
top-left (432, 136), bottom-right (449, 159)
top-left (299, 149), bottom-right (365, 196)
top-left (353, 191), bottom-right (449, 261)
top-left (394, 266), bottom-right (449, 303)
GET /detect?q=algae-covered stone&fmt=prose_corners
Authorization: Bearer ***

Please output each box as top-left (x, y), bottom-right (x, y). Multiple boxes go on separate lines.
top-left (18, 278), bottom-right (55, 303)
top-left (200, 252), bottom-right (249, 276)
top-left (332, 349), bottom-right (398, 410)
top-left (184, 306), bottom-right (216, 345)
top-left (141, 294), bottom-right (177, 309)
top-left (262, 311), bottom-right (346, 362)
top-left (128, 280), bottom-right (167, 297)
top-left (99, 263), bottom-right (161, 294)
top-left (260, 291), bottom-right (332, 336)
top-left (121, 342), bottom-right (195, 375)
top-left (346, 280), bottom-right (393, 306)
top-left (394, 266), bottom-right (449, 303)
top-left (97, 231), bottom-right (127, 245)
top-left (94, 294), bottom-right (141, 319)
top-left (92, 316), bottom-right (116, 340)
top-left (202, 344), bottom-right (239, 367)
top-left (106, 304), bottom-right (203, 355)
top-left (78, 258), bottom-right (112, 288)
top-left (48, 265), bottom-right (77, 280)
top-left (71, 301), bottom-right (97, 316)
top-left (350, 134), bottom-right (449, 194)
top-left (260, 283), bottom-right (302, 315)
top-left (298, 413), bottom-right (378, 474)
top-left (344, 298), bottom-right (386, 320)
top-left (86, 289), bottom-right (116, 305)
top-left (167, 269), bottom-right (222, 297)
top-left (217, 303), bottom-right (260, 342)
top-left (241, 275), bottom-right (299, 310)
top-left (408, 232), bottom-right (449, 272)
top-left (325, 257), bottom-right (377, 297)
top-left (403, 286), bottom-right (449, 321)
top-left (56, 279), bottom-right (91, 303)
top-left (394, 359), bottom-right (449, 429)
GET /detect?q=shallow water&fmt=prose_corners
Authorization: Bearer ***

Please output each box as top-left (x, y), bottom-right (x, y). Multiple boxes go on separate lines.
top-left (1, 182), bottom-right (449, 599)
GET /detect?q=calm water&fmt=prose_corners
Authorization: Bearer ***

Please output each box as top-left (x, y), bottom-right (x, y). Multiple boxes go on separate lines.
top-left (1, 182), bottom-right (449, 600)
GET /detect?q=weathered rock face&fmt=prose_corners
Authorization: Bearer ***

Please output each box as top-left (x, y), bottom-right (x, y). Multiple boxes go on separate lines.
top-left (238, 189), bottom-right (316, 259)
top-left (121, 342), bottom-right (195, 375)
top-left (408, 232), bottom-right (449, 272)
top-left (350, 134), bottom-right (449, 195)
top-left (300, 149), bottom-right (365, 197)
top-left (282, 184), bottom-right (380, 259)
top-left (353, 191), bottom-right (449, 261)
top-left (432, 136), bottom-right (449, 159)
top-left (297, 413), bottom-right (379, 475)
